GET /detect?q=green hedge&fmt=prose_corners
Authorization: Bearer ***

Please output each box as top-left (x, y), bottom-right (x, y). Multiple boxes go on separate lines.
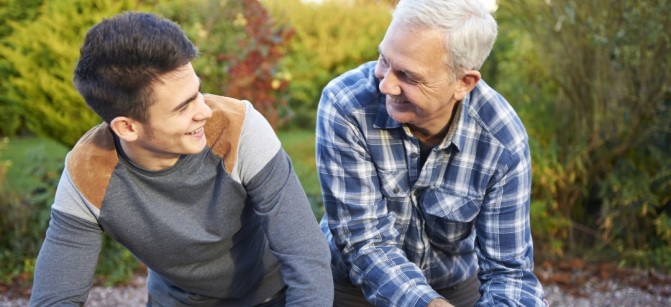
top-left (264, 0), bottom-right (392, 129)
top-left (0, 0), bottom-right (294, 146)
top-left (497, 0), bottom-right (671, 265)
top-left (0, 0), bottom-right (148, 146)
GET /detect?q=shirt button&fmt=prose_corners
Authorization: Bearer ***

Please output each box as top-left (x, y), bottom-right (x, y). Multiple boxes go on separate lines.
top-left (393, 187), bottom-right (400, 193)
top-left (410, 153), bottom-right (418, 158)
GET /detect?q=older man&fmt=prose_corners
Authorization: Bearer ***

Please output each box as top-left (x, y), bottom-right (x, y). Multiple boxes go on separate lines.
top-left (316, 0), bottom-right (546, 306)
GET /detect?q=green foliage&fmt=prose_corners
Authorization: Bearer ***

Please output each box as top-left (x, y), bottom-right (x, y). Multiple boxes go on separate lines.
top-left (0, 0), bottom-right (44, 136)
top-left (0, 137), bottom-right (144, 290)
top-left (0, 0), bottom-right (148, 146)
top-left (497, 0), bottom-right (671, 266)
top-left (0, 0), bottom-right (44, 38)
top-left (1, 0), bottom-right (295, 141)
top-left (598, 150), bottom-right (671, 251)
top-left (158, 0), bottom-right (294, 129)
top-left (618, 245), bottom-right (671, 274)
top-left (1, 138), bottom-right (68, 193)
top-left (264, 0), bottom-right (392, 129)
top-left (529, 199), bottom-right (572, 259)
top-left (0, 138), bottom-right (9, 186)
top-left (95, 238), bottom-right (144, 286)
top-left (0, 147), bottom-right (60, 287)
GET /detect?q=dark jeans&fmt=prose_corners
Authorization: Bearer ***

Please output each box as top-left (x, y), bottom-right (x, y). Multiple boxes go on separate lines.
top-left (333, 274), bottom-right (480, 307)
top-left (255, 286), bottom-right (287, 307)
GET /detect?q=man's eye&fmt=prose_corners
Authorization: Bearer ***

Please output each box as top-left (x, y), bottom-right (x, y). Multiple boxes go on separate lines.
top-left (179, 102), bottom-right (192, 112)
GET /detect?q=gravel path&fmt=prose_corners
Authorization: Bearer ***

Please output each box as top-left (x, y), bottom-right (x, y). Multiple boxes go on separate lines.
top-left (2, 269), bottom-right (670, 306)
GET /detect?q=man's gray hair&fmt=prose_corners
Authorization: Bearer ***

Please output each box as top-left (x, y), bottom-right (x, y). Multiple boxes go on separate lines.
top-left (393, 0), bottom-right (497, 75)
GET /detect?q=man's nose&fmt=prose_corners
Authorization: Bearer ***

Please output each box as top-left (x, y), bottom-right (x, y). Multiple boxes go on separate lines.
top-left (194, 96), bottom-right (212, 121)
top-left (377, 70), bottom-right (401, 96)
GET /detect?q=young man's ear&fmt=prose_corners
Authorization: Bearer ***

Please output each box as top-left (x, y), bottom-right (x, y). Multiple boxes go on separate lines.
top-left (454, 70), bottom-right (481, 101)
top-left (109, 117), bottom-right (139, 142)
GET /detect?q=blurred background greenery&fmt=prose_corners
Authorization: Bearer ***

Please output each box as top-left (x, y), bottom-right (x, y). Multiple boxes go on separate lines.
top-left (0, 0), bottom-right (669, 294)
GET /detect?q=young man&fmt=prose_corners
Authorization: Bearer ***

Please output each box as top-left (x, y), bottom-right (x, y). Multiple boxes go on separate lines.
top-left (316, 0), bottom-right (546, 306)
top-left (30, 12), bottom-right (332, 306)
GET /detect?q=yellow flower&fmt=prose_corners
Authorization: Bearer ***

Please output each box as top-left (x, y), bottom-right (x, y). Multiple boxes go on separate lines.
top-left (271, 79), bottom-right (281, 90)
top-left (233, 13), bottom-right (247, 27)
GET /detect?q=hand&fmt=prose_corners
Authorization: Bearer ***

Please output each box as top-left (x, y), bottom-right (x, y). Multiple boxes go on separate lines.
top-left (427, 298), bottom-right (454, 307)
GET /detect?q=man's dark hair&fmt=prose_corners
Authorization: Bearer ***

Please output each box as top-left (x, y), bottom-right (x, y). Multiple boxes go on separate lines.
top-left (74, 12), bottom-right (198, 123)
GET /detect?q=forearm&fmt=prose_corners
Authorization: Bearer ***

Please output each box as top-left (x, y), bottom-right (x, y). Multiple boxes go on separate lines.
top-left (30, 209), bottom-right (103, 306)
top-left (475, 147), bottom-right (545, 306)
top-left (249, 152), bottom-right (333, 306)
top-left (348, 247), bottom-right (442, 306)
top-left (476, 268), bottom-right (545, 306)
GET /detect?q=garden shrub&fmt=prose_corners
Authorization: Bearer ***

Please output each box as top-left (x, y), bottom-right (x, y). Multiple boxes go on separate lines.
top-left (0, 147), bottom-right (60, 288)
top-left (158, 0), bottom-right (294, 129)
top-left (497, 0), bottom-right (671, 267)
top-left (0, 139), bottom-right (145, 290)
top-left (264, 0), bottom-right (392, 129)
top-left (0, 0), bottom-right (149, 147)
top-left (0, 0), bottom-right (44, 38)
top-left (0, 0), bottom-right (44, 136)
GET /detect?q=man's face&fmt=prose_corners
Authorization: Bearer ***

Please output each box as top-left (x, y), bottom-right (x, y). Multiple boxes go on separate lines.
top-left (374, 20), bottom-right (463, 135)
top-left (132, 62), bottom-right (212, 168)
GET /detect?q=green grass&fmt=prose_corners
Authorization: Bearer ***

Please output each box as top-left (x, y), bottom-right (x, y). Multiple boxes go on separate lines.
top-left (278, 129), bottom-right (319, 192)
top-left (1, 137), bottom-right (69, 194)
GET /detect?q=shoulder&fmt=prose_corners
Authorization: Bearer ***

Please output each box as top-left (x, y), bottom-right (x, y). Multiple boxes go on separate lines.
top-left (203, 94), bottom-right (248, 172)
top-left (322, 61), bottom-right (381, 111)
top-left (466, 80), bottom-right (528, 154)
top-left (66, 123), bottom-right (119, 209)
top-left (204, 94), bottom-right (248, 133)
top-left (205, 94), bottom-right (248, 117)
top-left (330, 61), bottom-right (377, 86)
top-left (203, 94), bottom-right (280, 176)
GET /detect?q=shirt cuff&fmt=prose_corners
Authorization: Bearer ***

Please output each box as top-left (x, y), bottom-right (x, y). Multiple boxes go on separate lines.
top-left (393, 284), bottom-right (442, 307)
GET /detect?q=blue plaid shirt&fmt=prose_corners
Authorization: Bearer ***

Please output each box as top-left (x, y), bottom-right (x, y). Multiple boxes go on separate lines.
top-left (317, 62), bottom-right (546, 306)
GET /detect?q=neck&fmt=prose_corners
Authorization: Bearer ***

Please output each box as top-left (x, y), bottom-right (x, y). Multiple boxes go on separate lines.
top-left (410, 125), bottom-right (448, 147)
top-left (410, 101), bottom-right (461, 146)
top-left (118, 139), bottom-right (180, 171)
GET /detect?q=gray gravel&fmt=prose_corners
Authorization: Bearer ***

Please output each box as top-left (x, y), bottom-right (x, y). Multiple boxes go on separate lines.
top-left (543, 282), bottom-right (670, 307)
top-left (2, 273), bottom-right (670, 306)
top-left (0, 275), bottom-right (147, 307)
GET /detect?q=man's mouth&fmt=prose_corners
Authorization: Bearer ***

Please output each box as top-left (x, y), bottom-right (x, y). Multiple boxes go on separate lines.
top-left (185, 127), bottom-right (203, 135)
top-left (388, 97), bottom-right (409, 104)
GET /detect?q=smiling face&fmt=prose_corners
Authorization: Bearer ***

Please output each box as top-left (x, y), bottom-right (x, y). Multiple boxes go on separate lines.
top-left (374, 20), bottom-right (478, 142)
top-left (114, 62), bottom-right (213, 170)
